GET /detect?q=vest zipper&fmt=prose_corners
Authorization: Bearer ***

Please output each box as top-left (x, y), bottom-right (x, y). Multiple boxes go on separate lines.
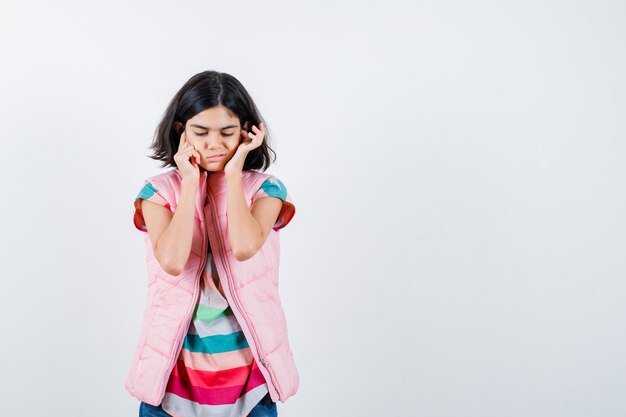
top-left (206, 189), bottom-right (284, 401)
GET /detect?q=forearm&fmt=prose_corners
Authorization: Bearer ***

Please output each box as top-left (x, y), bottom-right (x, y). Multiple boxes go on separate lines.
top-left (155, 178), bottom-right (198, 275)
top-left (225, 172), bottom-right (263, 261)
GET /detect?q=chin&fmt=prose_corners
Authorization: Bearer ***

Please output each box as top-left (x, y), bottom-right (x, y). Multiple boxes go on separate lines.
top-left (200, 164), bottom-right (225, 172)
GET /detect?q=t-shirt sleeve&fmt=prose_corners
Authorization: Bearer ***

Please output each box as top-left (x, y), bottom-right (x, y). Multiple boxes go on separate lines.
top-left (133, 181), bottom-right (171, 232)
top-left (251, 175), bottom-right (296, 231)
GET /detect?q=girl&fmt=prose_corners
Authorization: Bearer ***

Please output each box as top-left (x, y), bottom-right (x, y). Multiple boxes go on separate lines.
top-left (125, 71), bottom-right (299, 417)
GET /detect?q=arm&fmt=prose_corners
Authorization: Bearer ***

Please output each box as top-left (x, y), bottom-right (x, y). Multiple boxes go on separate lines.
top-left (225, 172), bottom-right (283, 262)
top-left (142, 178), bottom-right (198, 275)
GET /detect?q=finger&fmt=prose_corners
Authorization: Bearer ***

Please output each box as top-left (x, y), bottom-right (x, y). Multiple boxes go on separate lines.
top-left (185, 149), bottom-right (199, 165)
top-left (184, 147), bottom-right (198, 157)
top-left (178, 130), bottom-right (186, 151)
top-left (180, 148), bottom-right (195, 162)
top-left (181, 136), bottom-right (195, 153)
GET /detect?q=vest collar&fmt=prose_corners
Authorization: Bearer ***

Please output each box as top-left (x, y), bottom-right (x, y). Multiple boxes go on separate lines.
top-left (204, 168), bottom-right (228, 190)
top-left (195, 169), bottom-right (229, 219)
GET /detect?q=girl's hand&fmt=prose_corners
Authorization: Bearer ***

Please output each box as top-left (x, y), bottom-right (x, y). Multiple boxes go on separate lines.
top-left (224, 122), bottom-right (265, 175)
top-left (173, 129), bottom-right (202, 183)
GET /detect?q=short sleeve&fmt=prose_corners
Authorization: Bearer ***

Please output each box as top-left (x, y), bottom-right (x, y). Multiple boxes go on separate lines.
top-left (251, 175), bottom-right (296, 231)
top-left (133, 181), bottom-right (171, 232)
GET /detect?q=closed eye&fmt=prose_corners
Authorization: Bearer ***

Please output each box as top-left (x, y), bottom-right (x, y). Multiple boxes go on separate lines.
top-left (194, 132), bottom-right (234, 137)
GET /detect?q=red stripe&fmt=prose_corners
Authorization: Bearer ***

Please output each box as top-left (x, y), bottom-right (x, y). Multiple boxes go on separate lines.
top-left (165, 363), bottom-right (267, 405)
top-left (170, 358), bottom-right (258, 389)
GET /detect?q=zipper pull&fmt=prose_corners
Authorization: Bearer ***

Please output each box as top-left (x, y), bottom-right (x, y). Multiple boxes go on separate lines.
top-left (259, 357), bottom-right (268, 367)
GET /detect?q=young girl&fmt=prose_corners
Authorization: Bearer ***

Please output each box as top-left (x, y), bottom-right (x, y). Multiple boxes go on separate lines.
top-left (125, 71), bottom-right (299, 417)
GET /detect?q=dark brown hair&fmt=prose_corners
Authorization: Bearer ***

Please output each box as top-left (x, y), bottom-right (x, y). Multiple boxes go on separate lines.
top-left (147, 70), bottom-right (276, 171)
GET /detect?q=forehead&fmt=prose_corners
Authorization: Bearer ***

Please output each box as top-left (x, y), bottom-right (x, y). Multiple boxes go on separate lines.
top-left (189, 106), bottom-right (239, 128)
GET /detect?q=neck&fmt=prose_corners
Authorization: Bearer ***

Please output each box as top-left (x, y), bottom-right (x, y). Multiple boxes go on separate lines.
top-left (207, 169), bottom-right (226, 177)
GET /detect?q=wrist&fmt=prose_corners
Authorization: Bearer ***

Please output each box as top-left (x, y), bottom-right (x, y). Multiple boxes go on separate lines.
top-left (181, 177), bottom-right (199, 191)
top-left (224, 170), bottom-right (243, 181)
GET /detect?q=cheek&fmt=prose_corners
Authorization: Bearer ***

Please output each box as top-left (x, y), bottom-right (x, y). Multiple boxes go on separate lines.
top-left (227, 136), bottom-right (241, 149)
top-left (194, 135), bottom-right (207, 145)
top-left (186, 136), bottom-right (199, 147)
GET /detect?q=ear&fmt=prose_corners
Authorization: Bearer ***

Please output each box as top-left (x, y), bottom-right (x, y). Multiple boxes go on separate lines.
top-left (173, 121), bottom-right (184, 134)
top-left (242, 121), bottom-right (250, 132)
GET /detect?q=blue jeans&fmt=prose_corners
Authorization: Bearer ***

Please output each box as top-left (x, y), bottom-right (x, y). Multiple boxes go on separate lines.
top-left (139, 392), bottom-right (278, 417)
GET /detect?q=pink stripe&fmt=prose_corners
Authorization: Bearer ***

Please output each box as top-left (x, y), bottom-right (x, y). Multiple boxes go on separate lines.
top-left (165, 364), bottom-right (267, 405)
top-left (169, 358), bottom-right (253, 389)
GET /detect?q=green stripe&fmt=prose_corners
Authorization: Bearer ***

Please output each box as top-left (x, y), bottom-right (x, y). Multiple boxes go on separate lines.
top-left (193, 304), bottom-right (227, 323)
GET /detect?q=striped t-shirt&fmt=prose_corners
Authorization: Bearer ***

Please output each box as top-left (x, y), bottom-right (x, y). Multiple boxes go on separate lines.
top-left (133, 173), bottom-right (294, 417)
top-left (133, 174), bottom-right (295, 234)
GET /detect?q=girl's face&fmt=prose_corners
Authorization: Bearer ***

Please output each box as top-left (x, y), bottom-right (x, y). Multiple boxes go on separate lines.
top-left (177, 105), bottom-right (249, 172)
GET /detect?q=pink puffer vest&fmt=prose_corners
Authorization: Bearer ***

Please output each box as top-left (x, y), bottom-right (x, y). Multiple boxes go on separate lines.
top-left (124, 168), bottom-right (299, 406)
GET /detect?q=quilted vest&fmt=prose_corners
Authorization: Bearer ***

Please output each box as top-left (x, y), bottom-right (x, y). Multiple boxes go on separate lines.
top-left (124, 168), bottom-right (299, 406)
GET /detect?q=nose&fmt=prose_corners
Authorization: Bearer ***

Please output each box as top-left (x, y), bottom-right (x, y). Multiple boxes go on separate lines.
top-left (200, 133), bottom-right (223, 150)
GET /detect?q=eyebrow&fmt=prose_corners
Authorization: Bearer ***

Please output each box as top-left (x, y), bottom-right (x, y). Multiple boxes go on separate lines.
top-left (190, 123), bottom-right (238, 130)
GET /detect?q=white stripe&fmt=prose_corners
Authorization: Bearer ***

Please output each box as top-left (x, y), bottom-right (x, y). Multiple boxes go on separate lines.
top-left (161, 384), bottom-right (269, 417)
top-left (187, 313), bottom-right (243, 337)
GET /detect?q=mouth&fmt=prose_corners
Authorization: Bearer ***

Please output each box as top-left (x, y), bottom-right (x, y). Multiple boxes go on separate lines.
top-left (205, 154), bottom-right (225, 161)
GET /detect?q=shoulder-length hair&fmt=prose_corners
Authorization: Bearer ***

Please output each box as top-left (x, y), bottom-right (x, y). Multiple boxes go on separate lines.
top-left (147, 70), bottom-right (276, 171)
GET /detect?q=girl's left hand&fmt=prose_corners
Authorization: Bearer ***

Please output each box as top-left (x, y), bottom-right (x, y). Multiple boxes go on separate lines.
top-left (224, 122), bottom-right (265, 175)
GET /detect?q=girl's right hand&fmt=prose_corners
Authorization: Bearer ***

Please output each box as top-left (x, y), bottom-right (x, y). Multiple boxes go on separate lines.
top-left (173, 129), bottom-right (201, 183)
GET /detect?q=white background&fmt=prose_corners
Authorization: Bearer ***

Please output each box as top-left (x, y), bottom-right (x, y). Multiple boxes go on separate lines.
top-left (1, 1), bottom-right (625, 416)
